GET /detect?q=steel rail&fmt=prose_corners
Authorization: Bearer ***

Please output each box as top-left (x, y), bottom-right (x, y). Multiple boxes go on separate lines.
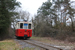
top-left (23, 40), bottom-right (63, 50)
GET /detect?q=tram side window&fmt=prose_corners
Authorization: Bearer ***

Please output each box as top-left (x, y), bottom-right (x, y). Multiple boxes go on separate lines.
top-left (20, 23), bottom-right (23, 29)
top-left (28, 24), bottom-right (31, 29)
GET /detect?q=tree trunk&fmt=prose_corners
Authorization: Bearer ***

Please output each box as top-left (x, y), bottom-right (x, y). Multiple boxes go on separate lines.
top-left (70, 17), bottom-right (74, 31)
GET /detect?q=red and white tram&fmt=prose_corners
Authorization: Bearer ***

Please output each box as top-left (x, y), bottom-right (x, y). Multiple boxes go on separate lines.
top-left (15, 21), bottom-right (33, 39)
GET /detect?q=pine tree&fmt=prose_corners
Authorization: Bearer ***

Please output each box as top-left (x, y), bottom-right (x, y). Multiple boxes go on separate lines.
top-left (0, 0), bottom-right (20, 39)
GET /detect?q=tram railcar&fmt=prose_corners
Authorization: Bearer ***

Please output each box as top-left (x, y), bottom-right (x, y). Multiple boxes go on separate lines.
top-left (15, 21), bottom-right (33, 39)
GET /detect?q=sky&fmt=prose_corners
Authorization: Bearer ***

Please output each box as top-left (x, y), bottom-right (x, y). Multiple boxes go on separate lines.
top-left (17, 0), bottom-right (75, 16)
top-left (17, 0), bottom-right (47, 16)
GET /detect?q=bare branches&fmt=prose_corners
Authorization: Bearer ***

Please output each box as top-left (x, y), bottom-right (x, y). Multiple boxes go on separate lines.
top-left (17, 10), bottom-right (30, 21)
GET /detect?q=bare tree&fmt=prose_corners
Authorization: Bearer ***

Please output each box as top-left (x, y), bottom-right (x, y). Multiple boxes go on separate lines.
top-left (17, 10), bottom-right (30, 21)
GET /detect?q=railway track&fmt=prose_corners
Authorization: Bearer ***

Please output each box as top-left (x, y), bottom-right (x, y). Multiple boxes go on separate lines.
top-left (23, 39), bottom-right (63, 50)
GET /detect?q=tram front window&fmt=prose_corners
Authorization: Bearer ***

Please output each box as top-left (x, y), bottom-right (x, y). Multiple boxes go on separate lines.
top-left (24, 23), bottom-right (28, 29)
top-left (20, 23), bottom-right (23, 29)
top-left (28, 24), bottom-right (31, 29)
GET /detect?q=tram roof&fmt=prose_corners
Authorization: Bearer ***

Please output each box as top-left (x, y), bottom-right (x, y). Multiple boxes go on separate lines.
top-left (17, 21), bottom-right (32, 24)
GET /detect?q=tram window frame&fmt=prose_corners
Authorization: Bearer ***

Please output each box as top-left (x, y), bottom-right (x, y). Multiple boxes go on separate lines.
top-left (28, 24), bottom-right (31, 29)
top-left (20, 23), bottom-right (23, 29)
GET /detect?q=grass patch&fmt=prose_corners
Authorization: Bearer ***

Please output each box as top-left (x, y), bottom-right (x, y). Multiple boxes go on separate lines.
top-left (0, 39), bottom-right (20, 50)
top-left (23, 47), bottom-right (35, 50)
top-left (0, 39), bottom-right (35, 50)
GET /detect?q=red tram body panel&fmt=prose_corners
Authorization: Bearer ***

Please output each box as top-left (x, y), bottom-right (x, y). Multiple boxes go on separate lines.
top-left (15, 29), bottom-right (32, 37)
top-left (15, 21), bottom-right (33, 39)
